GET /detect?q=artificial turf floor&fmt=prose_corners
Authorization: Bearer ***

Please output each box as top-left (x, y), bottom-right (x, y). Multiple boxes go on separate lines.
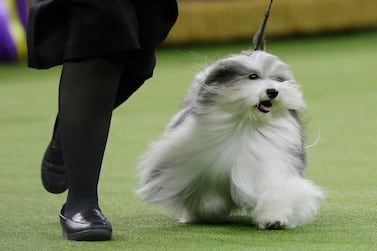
top-left (0, 31), bottom-right (376, 250)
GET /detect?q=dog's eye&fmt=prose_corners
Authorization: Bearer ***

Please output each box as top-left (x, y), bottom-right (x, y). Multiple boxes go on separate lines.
top-left (248, 73), bottom-right (259, 80)
top-left (275, 77), bottom-right (286, 82)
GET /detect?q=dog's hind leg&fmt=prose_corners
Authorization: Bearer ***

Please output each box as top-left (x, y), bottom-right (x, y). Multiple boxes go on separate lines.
top-left (179, 193), bottom-right (232, 223)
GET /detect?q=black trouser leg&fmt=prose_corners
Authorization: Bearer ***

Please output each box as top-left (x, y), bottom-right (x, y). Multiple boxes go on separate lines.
top-left (58, 57), bottom-right (122, 217)
top-left (46, 50), bottom-right (156, 215)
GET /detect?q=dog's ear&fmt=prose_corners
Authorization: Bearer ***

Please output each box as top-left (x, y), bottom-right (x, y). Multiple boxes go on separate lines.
top-left (254, 0), bottom-right (274, 51)
top-left (204, 60), bottom-right (251, 85)
top-left (204, 65), bottom-right (235, 85)
top-left (204, 62), bottom-right (241, 86)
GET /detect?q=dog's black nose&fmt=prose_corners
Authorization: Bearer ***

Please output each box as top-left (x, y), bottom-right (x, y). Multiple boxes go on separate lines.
top-left (266, 88), bottom-right (279, 99)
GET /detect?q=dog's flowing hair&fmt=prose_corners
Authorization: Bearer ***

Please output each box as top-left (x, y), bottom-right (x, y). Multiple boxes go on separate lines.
top-left (137, 0), bottom-right (324, 230)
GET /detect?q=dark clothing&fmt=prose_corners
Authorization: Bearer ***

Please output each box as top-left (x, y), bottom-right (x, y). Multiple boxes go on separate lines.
top-left (27, 0), bottom-right (178, 69)
top-left (30, 0), bottom-right (177, 236)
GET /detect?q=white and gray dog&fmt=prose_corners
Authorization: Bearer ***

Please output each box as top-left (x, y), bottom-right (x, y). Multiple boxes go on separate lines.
top-left (138, 0), bottom-right (324, 230)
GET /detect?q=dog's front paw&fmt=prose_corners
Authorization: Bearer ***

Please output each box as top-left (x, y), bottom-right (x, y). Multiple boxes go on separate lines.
top-left (255, 213), bottom-right (291, 230)
top-left (259, 221), bottom-right (286, 230)
top-left (253, 178), bottom-right (324, 230)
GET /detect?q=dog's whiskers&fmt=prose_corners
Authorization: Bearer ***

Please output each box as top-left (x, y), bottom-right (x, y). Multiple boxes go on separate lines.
top-left (306, 128), bottom-right (321, 149)
top-left (247, 108), bottom-right (257, 121)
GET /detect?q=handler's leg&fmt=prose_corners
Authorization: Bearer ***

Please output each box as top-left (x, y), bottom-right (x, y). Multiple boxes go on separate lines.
top-left (41, 50), bottom-right (156, 194)
top-left (58, 57), bottom-right (122, 240)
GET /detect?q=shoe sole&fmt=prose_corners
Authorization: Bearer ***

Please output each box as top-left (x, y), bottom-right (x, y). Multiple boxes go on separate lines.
top-left (41, 141), bottom-right (67, 194)
top-left (63, 228), bottom-right (112, 241)
top-left (41, 161), bottom-right (68, 194)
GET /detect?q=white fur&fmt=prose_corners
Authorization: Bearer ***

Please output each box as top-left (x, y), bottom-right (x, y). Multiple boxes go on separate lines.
top-left (137, 51), bottom-right (324, 230)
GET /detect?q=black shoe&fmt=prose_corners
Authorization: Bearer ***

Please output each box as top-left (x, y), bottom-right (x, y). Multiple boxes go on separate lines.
top-left (59, 205), bottom-right (112, 241)
top-left (41, 140), bottom-right (67, 193)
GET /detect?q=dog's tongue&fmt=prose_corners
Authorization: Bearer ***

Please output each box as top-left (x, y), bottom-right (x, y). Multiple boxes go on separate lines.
top-left (257, 101), bottom-right (272, 113)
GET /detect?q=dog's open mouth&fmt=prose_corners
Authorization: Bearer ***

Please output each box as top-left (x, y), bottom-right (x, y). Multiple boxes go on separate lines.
top-left (257, 100), bottom-right (272, 113)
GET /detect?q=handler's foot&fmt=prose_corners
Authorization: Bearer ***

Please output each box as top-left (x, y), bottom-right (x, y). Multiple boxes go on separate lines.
top-left (59, 205), bottom-right (112, 241)
top-left (41, 140), bottom-right (67, 193)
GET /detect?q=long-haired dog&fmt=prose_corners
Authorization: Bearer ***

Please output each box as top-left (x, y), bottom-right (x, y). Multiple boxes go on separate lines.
top-left (138, 0), bottom-right (324, 230)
